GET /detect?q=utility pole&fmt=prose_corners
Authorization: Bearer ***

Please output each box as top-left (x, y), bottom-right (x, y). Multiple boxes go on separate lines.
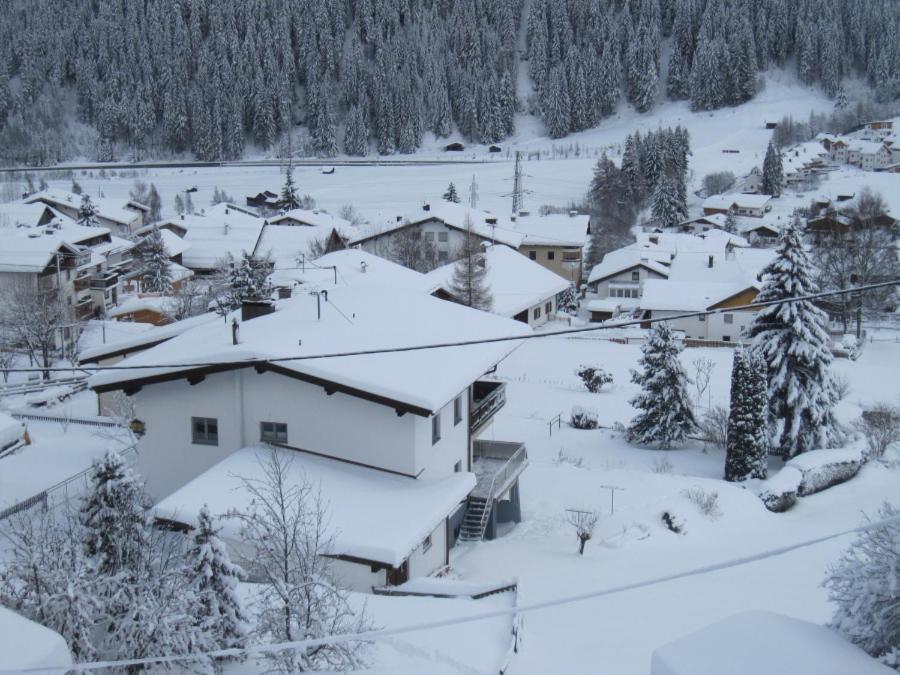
top-left (511, 151), bottom-right (523, 215)
top-left (468, 174), bottom-right (479, 209)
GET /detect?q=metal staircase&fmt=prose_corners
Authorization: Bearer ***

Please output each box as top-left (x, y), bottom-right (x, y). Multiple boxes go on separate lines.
top-left (459, 496), bottom-right (492, 542)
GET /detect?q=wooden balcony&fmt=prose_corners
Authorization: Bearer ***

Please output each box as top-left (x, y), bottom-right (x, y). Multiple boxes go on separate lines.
top-left (470, 380), bottom-right (505, 433)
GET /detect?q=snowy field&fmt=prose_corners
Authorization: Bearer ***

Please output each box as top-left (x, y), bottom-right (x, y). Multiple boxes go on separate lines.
top-left (20, 74), bottom-right (837, 227)
top-left (448, 333), bottom-right (900, 675)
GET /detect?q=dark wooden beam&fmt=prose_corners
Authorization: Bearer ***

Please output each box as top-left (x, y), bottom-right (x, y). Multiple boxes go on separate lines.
top-left (187, 374), bottom-right (206, 386)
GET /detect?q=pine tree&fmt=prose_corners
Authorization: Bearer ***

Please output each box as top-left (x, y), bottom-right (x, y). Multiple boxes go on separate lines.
top-left (280, 164), bottom-right (300, 210)
top-left (80, 450), bottom-right (149, 575)
top-left (724, 209), bottom-right (738, 234)
top-left (185, 506), bottom-right (248, 652)
top-left (137, 227), bottom-right (173, 294)
top-left (651, 173), bottom-right (687, 228)
top-left (71, 180), bottom-right (83, 195)
top-left (223, 253), bottom-right (273, 308)
top-left (77, 194), bottom-right (99, 226)
top-left (147, 184), bottom-right (161, 222)
top-left (448, 220), bottom-right (492, 311)
top-left (762, 140), bottom-right (784, 196)
top-left (724, 350), bottom-right (769, 481)
top-left (174, 193), bottom-right (185, 215)
top-left (749, 215), bottom-right (841, 459)
top-left (443, 181), bottom-right (460, 203)
top-left (620, 133), bottom-right (645, 204)
top-left (544, 65), bottom-right (571, 139)
top-left (627, 322), bottom-right (697, 448)
top-left (343, 104), bottom-right (368, 156)
top-left (834, 86), bottom-right (848, 111)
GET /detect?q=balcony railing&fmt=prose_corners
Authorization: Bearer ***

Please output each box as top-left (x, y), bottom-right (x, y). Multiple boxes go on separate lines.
top-left (89, 273), bottom-right (119, 290)
top-left (470, 380), bottom-right (506, 432)
top-left (73, 275), bottom-right (91, 292)
top-left (472, 439), bottom-right (527, 499)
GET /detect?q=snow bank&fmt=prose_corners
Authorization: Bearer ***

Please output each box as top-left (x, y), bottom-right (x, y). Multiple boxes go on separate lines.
top-left (25, 386), bottom-right (74, 408)
top-left (756, 466), bottom-right (802, 513)
top-left (651, 610), bottom-right (893, 675)
top-left (787, 447), bottom-right (863, 497)
top-left (0, 412), bottom-right (25, 450)
top-left (0, 605), bottom-right (73, 673)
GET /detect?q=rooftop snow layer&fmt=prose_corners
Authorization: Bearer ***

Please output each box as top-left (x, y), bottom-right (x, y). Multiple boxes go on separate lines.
top-left (426, 244), bottom-right (570, 318)
top-left (650, 610), bottom-right (893, 675)
top-left (702, 193), bottom-right (773, 210)
top-left (640, 279), bottom-right (758, 312)
top-left (254, 222), bottom-right (344, 268)
top-left (0, 605), bottom-right (73, 672)
top-left (89, 285), bottom-right (530, 413)
top-left (0, 219), bottom-right (112, 273)
top-left (25, 189), bottom-right (145, 226)
top-left (154, 445), bottom-right (475, 566)
top-left (268, 208), bottom-right (352, 229)
top-left (513, 212), bottom-right (590, 247)
top-left (588, 248), bottom-right (672, 284)
top-left (160, 203), bottom-right (265, 270)
top-left (79, 311), bottom-right (221, 363)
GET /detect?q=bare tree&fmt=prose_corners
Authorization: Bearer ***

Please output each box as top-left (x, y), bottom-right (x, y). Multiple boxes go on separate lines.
top-left (0, 281), bottom-right (73, 380)
top-left (565, 508), bottom-right (600, 555)
top-left (448, 219), bottom-right (492, 311)
top-left (388, 228), bottom-right (437, 273)
top-left (691, 357), bottom-right (715, 408)
top-left (854, 404), bottom-right (900, 460)
top-left (230, 449), bottom-right (371, 672)
top-left (163, 279), bottom-right (205, 322)
top-left (0, 326), bottom-right (17, 383)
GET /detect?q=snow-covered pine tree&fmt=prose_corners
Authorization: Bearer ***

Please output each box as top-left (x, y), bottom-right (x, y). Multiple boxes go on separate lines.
top-left (174, 193), bottom-right (185, 215)
top-left (651, 173), bottom-right (687, 228)
top-left (443, 181), bottom-right (460, 203)
top-left (620, 133), bottom-right (645, 204)
top-left (834, 86), bottom-right (848, 111)
top-left (185, 505), bottom-right (248, 653)
top-left (223, 253), bottom-right (272, 309)
top-left (71, 179), bottom-right (83, 195)
top-left (724, 350), bottom-right (769, 481)
top-left (627, 322), bottom-right (697, 449)
top-left (545, 64), bottom-right (571, 139)
top-left (762, 140), bottom-right (784, 196)
top-left (147, 184), bottom-right (161, 222)
top-left (80, 449), bottom-right (150, 575)
top-left (137, 227), bottom-right (173, 294)
top-left (749, 215), bottom-right (841, 459)
top-left (343, 104), bottom-right (368, 156)
top-left (448, 219), bottom-right (492, 312)
top-left (724, 209), bottom-right (738, 234)
top-left (280, 164), bottom-right (300, 210)
top-left (77, 194), bottom-right (99, 226)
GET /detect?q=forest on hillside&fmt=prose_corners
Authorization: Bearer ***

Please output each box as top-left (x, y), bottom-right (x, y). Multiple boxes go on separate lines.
top-left (0, 0), bottom-right (897, 165)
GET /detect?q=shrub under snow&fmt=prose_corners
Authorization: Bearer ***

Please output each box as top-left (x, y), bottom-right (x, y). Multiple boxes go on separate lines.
top-left (571, 406), bottom-right (599, 430)
top-left (575, 365), bottom-right (613, 393)
top-left (824, 503), bottom-right (900, 669)
top-left (757, 466), bottom-right (802, 513)
top-left (787, 448), bottom-right (863, 497)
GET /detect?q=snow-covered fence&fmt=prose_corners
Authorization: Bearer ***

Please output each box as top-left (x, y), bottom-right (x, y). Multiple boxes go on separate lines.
top-left (11, 412), bottom-right (122, 429)
top-left (0, 375), bottom-right (88, 398)
top-left (0, 490), bottom-right (48, 522)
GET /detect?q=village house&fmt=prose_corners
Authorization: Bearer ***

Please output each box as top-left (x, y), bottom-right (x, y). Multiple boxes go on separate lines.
top-left (512, 211), bottom-right (590, 288)
top-left (25, 190), bottom-right (149, 235)
top-left (426, 244), bottom-right (570, 326)
top-left (819, 135), bottom-right (893, 171)
top-left (268, 207), bottom-right (352, 230)
top-left (351, 203), bottom-right (524, 266)
top-left (252, 220), bottom-right (349, 277)
top-left (860, 119), bottom-right (895, 141)
top-left (702, 193), bottom-right (773, 218)
top-left (88, 287), bottom-right (531, 591)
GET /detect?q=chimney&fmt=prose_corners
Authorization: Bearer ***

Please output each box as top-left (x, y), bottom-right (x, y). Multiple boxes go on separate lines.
top-left (708, 255), bottom-right (714, 268)
top-left (423, 203), bottom-right (431, 212)
top-left (396, 215), bottom-right (402, 222)
top-left (231, 318), bottom-right (240, 345)
top-left (241, 300), bottom-right (275, 322)
top-left (485, 217), bottom-right (497, 225)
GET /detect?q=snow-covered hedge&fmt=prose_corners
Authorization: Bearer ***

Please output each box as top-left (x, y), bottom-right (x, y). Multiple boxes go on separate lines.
top-left (570, 405), bottom-right (599, 430)
top-left (757, 466), bottom-right (802, 513)
top-left (787, 448), bottom-right (863, 497)
top-left (575, 365), bottom-right (613, 393)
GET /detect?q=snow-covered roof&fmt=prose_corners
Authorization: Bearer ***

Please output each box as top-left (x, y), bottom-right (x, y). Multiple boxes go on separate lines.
top-left (636, 229), bottom-right (750, 252)
top-left (650, 611), bottom-right (893, 675)
top-left (253, 222), bottom-right (344, 270)
top-left (588, 248), bottom-right (672, 285)
top-left (353, 203), bottom-right (524, 249)
top-left (0, 201), bottom-right (58, 228)
top-left (640, 279), bottom-right (759, 312)
top-left (25, 190), bottom-right (145, 227)
top-left (159, 203), bottom-right (265, 270)
top-left (79, 311), bottom-right (221, 363)
top-left (269, 208), bottom-right (351, 229)
top-left (152, 228), bottom-right (192, 258)
top-left (586, 298), bottom-right (634, 313)
top-left (0, 605), bottom-right (73, 672)
top-left (666, 248), bottom-right (774, 285)
top-left (270, 249), bottom-right (441, 295)
top-left (155, 445), bottom-right (475, 567)
top-left (846, 139), bottom-right (888, 154)
top-left (679, 213), bottom-right (729, 229)
top-left (0, 220), bottom-right (112, 273)
top-left (513, 213), bottom-right (590, 247)
top-left (89, 286), bottom-right (530, 414)
top-left (425, 244), bottom-right (570, 319)
top-left (702, 193), bottom-right (772, 211)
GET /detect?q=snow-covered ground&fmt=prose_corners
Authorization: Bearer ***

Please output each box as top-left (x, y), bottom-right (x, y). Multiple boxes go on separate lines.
top-left (447, 333), bottom-right (900, 675)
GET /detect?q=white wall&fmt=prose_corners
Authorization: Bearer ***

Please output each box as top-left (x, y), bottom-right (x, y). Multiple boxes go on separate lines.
top-left (408, 519), bottom-right (448, 579)
top-left (591, 267), bottom-right (667, 296)
top-left (329, 557), bottom-right (387, 593)
top-left (650, 309), bottom-right (757, 342)
top-left (413, 391), bottom-right (469, 479)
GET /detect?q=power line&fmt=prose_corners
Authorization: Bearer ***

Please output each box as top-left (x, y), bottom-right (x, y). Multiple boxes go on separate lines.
top-left (3, 279), bottom-right (898, 375)
top-left (11, 511), bottom-right (900, 674)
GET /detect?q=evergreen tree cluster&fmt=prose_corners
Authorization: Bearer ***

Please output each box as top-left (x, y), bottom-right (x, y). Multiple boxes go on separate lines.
top-left (724, 349), bottom-right (769, 482)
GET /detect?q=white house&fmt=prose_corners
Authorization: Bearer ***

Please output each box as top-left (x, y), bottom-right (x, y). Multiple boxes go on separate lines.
top-left (512, 211), bottom-right (590, 287)
top-left (89, 287), bottom-right (531, 590)
top-left (821, 136), bottom-right (893, 171)
top-left (702, 194), bottom-right (773, 218)
top-left (25, 190), bottom-right (148, 235)
top-left (425, 244), bottom-right (570, 326)
top-left (352, 203), bottom-right (524, 266)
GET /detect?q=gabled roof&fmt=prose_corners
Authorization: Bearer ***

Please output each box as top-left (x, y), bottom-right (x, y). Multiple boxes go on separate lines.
top-left (79, 311), bottom-right (221, 363)
top-left (0, 201), bottom-right (58, 228)
top-left (513, 213), bottom-right (590, 247)
top-left (425, 244), bottom-right (570, 318)
top-left (155, 446), bottom-right (476, 567)
top-left (702, 193), bottom-right (772, 211)
top-left (24, 190), bottom-right (146, 226)
top-left (254, 222), bottom-right (347, 270)
top-left (352, 203), bottom-right (524, 249)
top-left (268, 208), bottom-right (351, 229)
top-left (588, 248), bottom-right (672, 285)
top-left (158, 203), bottom-right (265, 270)
top-left (640, 279), bottom-right (760, 312)
top-left (89, 286), bottom-right (530, 414)
top-left (0, 219), bottom-right (112, 273)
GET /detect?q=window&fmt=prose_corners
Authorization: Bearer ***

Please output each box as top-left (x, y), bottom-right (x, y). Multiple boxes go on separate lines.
top-left (528, 250), bottom-right (537, 260)
top-left (192, 417), bottom-right (218, 445)
top-left (454, 395), bottom-right (462, 425)
top-left (547, 251), bottom-right (555, 260)
top-left (533, 306), bottom-right (541, 320)
top-left (723, 335), bottom-right (731, 342)
top-left (438, 231), bottom-right (449, 242)
top-left (454, 460), bottom-right (462, 473)
top-left (631, 271), bottom-right (640, 281)
top-left (422, 534), bottom-right (432, 553)
top-left (260, 421), bottom-right (288, 444)
top-left (698, 315), bottom-right (706, 322)
top-left (424, 231), bottom-right (434, 241)
top-left (545, 301), bottom-right (552, 315)
top-left (724, 313), bottom-right (734, 324)
top-left (432, 412), bottom-right (441, 445)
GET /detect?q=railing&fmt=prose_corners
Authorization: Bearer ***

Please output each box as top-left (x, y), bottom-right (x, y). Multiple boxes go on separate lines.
top-left (89, 273), bottom-right (119, 290)
top-left (470, 380), bottom-right (506, 432)
top-left (73, 275), bottom-right (92, 292)
top-left (474, 440), bottom-right (527, 500)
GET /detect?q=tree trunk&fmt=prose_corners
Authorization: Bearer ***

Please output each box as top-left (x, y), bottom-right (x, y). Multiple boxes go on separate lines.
top-left (578, 535), bottom-right (587, 555)
top-left (41, 346), bottom-right (50, 381)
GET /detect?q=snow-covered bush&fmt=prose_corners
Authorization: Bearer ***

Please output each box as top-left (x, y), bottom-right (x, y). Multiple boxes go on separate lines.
top-left (682, 488), bottom-right (721, 519)
top-left (570, 405), bottom-right (599, 430)
top-left (575, 365), bottom-right (613, 393)
top-left (565, 509), bottom-right (600, 555)
top-left (757, 466), bottom-right (802, 513)
top-left (661, 511), bottom-right (686, 534)
top-left (855, 404), bottom-right (900, 461)
top-left (824, 503), bottom-right (900, 669)
top-left (556, 285), bottom-right (579, 314)
top-left (787, 448), bottom-right (863, 497)
top-left (554, 449), bottom-right (584, 468)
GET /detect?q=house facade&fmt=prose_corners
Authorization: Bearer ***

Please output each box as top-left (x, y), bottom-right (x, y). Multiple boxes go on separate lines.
top-left (89, 288), bottom-right (530, 591)
top-left (513, 212), bottom-right (590, 288)
top-left (702, 194), bottom-right (772, 218)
